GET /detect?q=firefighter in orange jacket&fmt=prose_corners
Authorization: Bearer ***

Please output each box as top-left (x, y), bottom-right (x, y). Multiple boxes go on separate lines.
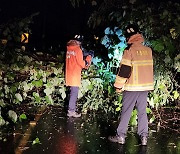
top-left (108, 24), bottom-right (154, 146)
top-left (65, 35), bottom-right (93, 118)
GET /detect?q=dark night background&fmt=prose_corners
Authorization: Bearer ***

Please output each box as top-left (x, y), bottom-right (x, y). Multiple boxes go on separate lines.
top-left (0, 0), bottom-right (94, 51)
top-left (1, 0), bottom-right (178, 52)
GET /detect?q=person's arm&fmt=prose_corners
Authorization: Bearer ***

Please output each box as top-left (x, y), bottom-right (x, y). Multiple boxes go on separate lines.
top-left (75, 47), bottom-right (87, 68)
top-left (82, 48), bottom-right (94, 68)
top-left (114, 49), bottom-right (132, 90)
top-left (84, 55), bottom-right (92, 69)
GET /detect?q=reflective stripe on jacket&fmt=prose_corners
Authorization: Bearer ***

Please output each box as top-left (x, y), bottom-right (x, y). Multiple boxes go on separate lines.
top-left (114, 34), bottom-right (154, 91)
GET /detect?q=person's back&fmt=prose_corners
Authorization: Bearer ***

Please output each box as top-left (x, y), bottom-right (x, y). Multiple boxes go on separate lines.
top-left (65, 35), bottom-right (93, 118)
top-left (109, 24), bottom-right (154, 146)
top-left (66, 40), bottom-right (85, 87)
top-left (121, 33), bottom-right (154, 91)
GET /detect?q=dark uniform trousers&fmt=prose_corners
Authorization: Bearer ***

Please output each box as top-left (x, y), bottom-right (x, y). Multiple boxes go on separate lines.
top-left (117, 91), bottom-right (149, 137)
top-left (68, 86), bottom-right (79, 112)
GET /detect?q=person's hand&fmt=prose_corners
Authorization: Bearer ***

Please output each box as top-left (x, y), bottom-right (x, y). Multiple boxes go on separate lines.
top-left (116, 88), bottom-right (123, 93)
top-left (86, 55), bottom-right (92, 62)
top-left (85, 55), bottom-right (92, 67)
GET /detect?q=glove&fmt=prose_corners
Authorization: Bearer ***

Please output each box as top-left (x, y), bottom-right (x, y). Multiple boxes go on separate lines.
top-left (85, 55), bottom-right (92, 67)
top-left (82, 48), bottom-right (94, 60)
top-left (88, 50), bottom-right (94, 58)
top-left (82, 48), bottom-right (89, 59)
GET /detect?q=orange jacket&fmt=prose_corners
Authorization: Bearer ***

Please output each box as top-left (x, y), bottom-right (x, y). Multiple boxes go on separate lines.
top-left (65, 40), bottom-right (90, 87)
top-left (114, 34), bottom-right (154, 91)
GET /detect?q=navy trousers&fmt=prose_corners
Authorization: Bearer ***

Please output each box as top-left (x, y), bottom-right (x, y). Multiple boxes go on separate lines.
top-left (117, 91), bottom-right (149, 137)
top-left (68, 86), bottom-right (79, 112)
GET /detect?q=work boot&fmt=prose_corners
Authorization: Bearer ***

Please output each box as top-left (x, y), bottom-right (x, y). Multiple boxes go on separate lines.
top-left (108, 135), bottom-right (125, 144)
top-left (141, 136), bottom-right (148, 146)
top-left (67, 110), bottom-right (81, 118)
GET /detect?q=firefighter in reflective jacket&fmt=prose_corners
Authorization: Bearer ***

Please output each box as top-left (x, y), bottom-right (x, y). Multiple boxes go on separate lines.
top-left (108, 24), bottom-right (154, 146)
top-left (65, 35), bottom-right (92, 118)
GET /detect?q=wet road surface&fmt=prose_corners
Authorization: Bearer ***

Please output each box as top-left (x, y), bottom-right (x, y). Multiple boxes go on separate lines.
top-left (0, 106), bottom-right (179, 154)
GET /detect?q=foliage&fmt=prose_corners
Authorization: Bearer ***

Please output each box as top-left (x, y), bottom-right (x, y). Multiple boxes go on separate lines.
top-left (69, 0), bottom-right (180, 108)
top-left (0, 12), bottom-right (39, 63)
top-left (75, 55), bottom-right (121, 114)
top-left (79, 77), bottom-right (118, 114)
top-left (85, 0), bottom-right (180, 125)
top-left (1, 1), bottom-right (180, 129)
top-left (0, 52), bottom-right (66, 126)
top-left (101, 27), bottom-right (126, 66)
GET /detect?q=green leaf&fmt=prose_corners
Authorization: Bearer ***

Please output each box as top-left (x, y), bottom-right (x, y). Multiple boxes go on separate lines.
top-left (130, 110), bottom-right (138, 126)
top-left (52, 67), bottom-right (59, 75)
top-left (22, 82), bottom-right (32, 91)
top-left (10, 85), bottom-right (17, 93)
top-left (6, 72), bottom-right (15, 80)
top-left (87, 84), bottom-right (93, 90)
top-left (154, 43), bottom-right (164, 52)
top-left (37, 72), bottom-right (42, 79)
top-left (108, 86), bottom-right (114, 95)
top-left (19, 113), bottom-right (27, 122)
top-left (15, 93), bottom-right (23, 102)
top-left (44, 88), bottom-right (53, 96)
top-left (8, 110), bottom-right (17, 123)
top-left (0, 116), bottom-right (6, 126)
top-left (148, 97), bottom-right (154, 108)
top-left (146, 107), bottom-right (152, 114)
top-left (173, 91), bottom-right (179, 99)
top-left (33, 92), bottom-right (41, 103)
top-left (149, 115), bottom-right (155, 123)
top-left (159, 83), bottom-right (165, 90)
top-left (45, 96), bottom-right (53, 104)
top-left (118, 95), bottom-right (123, 102)
top-left (32, 137), bottom-right (41, 145)
top-left (151, 40), bottom-right (165, 52)
top-left (35, 96), bottom-right (41, 103)
top-left (116, 106), bottom-right (121, 111)
top-left (59, 88), bottom-right (66, 100)
top-left (32, 80), bottom-right (43, 87)
top-left (0, 99), bottom-right (5, 107)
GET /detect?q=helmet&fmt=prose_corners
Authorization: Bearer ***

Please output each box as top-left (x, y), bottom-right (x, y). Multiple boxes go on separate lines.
top-left (124, 24), bottom-right (140, 39)
top-left (73, 34), bottom-right (84, 42)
